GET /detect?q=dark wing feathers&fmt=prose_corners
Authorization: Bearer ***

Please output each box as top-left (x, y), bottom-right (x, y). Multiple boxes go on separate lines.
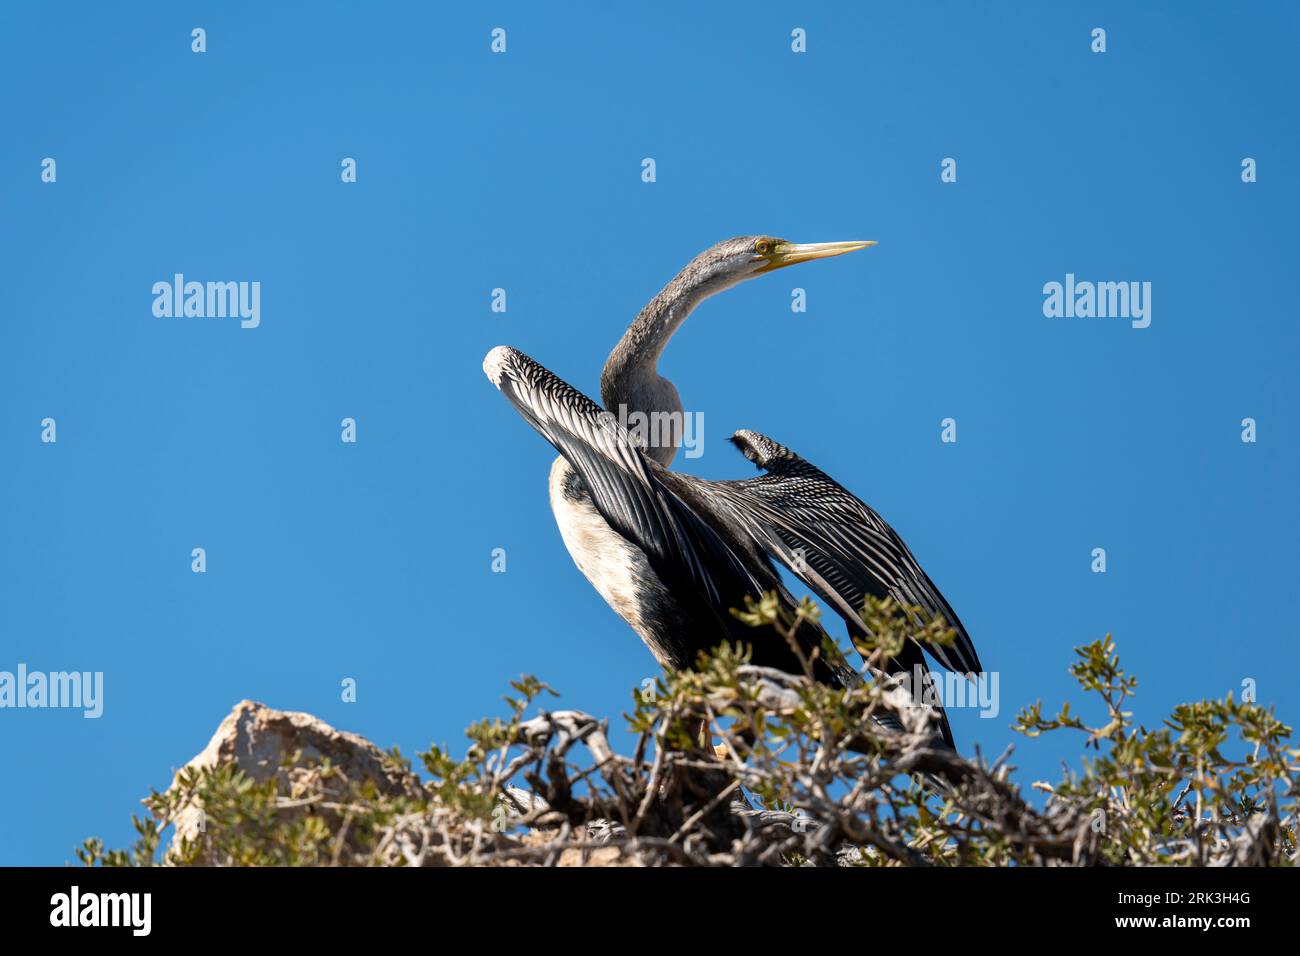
top-left (483, 347), bottom-right (846, 683)
top-left (698, 429), bottom-right (982, 678)
top-left (485, 346), bottom-right (723, 587)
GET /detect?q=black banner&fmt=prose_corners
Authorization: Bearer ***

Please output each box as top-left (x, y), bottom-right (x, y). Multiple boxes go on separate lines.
top-left (0, 865), bottom-right (1286, 941)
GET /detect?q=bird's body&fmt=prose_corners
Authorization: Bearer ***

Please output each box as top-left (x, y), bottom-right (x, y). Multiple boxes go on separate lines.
top-left (486, 236), bottom-right (982, 746)
top-left (547, 457), bottom-right (684, 668)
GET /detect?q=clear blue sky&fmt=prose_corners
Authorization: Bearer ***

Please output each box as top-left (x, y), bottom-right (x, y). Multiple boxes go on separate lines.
top-left (2, 2), bottom-right (1296, 864)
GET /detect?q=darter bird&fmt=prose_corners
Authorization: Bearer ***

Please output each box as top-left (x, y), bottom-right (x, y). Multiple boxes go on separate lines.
top-left (483, 237), bottom-right (981, 746)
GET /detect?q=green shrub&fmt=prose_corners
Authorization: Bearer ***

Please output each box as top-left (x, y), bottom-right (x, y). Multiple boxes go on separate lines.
top-left (78, 597), bottom-right (1297, 867)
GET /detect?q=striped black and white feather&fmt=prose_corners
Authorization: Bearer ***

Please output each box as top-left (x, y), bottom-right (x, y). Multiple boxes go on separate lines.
top-left (704, 429), bottom-right (983, 678)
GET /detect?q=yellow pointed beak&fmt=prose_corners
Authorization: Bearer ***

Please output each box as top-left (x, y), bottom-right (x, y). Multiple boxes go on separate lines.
top-left (758, 240), bottom-right (876, 272)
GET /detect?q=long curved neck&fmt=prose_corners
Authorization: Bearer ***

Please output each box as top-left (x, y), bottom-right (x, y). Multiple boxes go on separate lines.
top-left (601, 275), bottom-right (707, 393)
top-left (600, 266), bottom-right (733, 466)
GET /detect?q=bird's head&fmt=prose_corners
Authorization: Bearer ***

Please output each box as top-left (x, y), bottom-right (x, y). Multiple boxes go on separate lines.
top-left (601, 233), bottom-right (876, 465)
top-left (680, 235), bottom-right (876, 295)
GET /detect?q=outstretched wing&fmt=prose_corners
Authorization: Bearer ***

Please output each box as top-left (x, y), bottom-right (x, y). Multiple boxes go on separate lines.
top-left (483, 347), bottom-right (850, 684)
top-left (692, 429), bottom-right (982, 680)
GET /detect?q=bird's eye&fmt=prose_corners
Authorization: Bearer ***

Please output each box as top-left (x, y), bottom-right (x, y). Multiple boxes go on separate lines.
top-left (754, 239), bottom-right (771, 255)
